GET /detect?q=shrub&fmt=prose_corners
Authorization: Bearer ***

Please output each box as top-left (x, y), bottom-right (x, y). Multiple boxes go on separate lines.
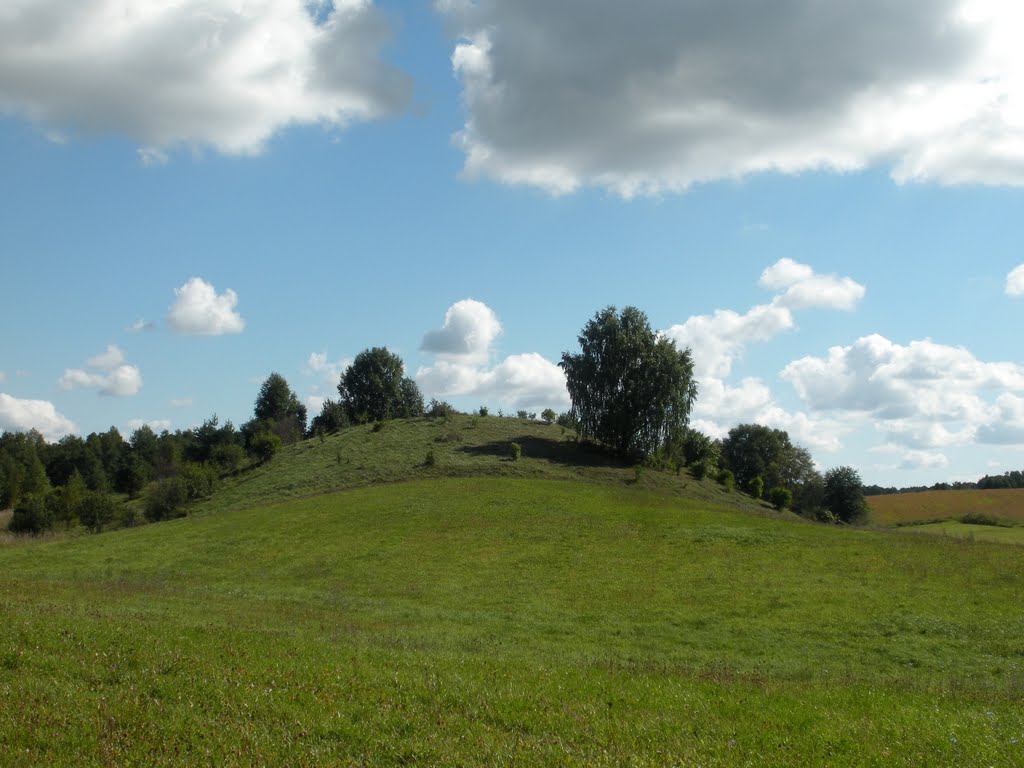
top-left (427, 399), bottom-right (457, 418)
top-left (691, 459), bottom-right (712, 480)
top-left (541, 408), bottom-right (557, 424)
top-left (424, 449), bottom-right (436, 467)
top-left (748, 476), bottom-right (764, 499)
top-left (372, 420), bottom-right (385, 433)
top-left (78, 490), bottom-right (116, 533)
top-left (211, 443), bottom-right (245, 473)
top-left (478, 405), bottom-right (489, 417)
top-left (180, 463), bottom-right (217, 500)
top-left (716, 468), bottom-right (735, 492)
top-left (8, 493), bottom-right (52, 535)
top-left (517, 410), bottom-right (529, 420)
top-left (768, 486), bottom-right (793, 511)
top-left (144, 477), bottom-right (189, 522)
top-left (249, 432), bottom-right (281, 464)
top-left (509, 442), bottom-right (522, 461)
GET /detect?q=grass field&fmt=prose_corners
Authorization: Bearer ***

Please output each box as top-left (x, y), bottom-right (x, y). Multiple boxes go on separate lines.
top-left (902, 520), bottom-right (1024, 545)
top-left (867, 487), bottom-right (1024, 527)
top-left (2, 476), bottom-right (1024, 766)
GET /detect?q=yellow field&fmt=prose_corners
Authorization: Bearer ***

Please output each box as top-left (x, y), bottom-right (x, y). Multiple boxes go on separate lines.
top-left (867, 487), bottom-right (1024, 526)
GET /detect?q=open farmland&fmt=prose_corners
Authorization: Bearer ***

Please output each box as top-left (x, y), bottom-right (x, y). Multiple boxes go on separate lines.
top-left (867, 487), bottom-right (1024, 527)
top-left (2, 476), bottom-right (1024, 766)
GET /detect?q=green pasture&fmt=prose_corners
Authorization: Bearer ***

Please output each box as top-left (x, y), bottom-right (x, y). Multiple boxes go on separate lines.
top-left (2, 477), bottom-right (1023, 766)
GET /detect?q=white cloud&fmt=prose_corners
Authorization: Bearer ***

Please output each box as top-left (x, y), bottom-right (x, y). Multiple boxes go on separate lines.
top-left (977, 393), bottom-right (1024, 445)
top-left (59, 345), bottom-right (143, 397)
top-left (167, 277), bottom-right (244, 335)
top-left (416, 300), bottom-right (567, 410)
top-left (664, 259), bottom-right (864, 379)
top-left (417, 353), bottom-right (568, 411)
top-left (126, 418), bottom-right (171, 433)
top-left (59, 365), bottom-right (143, 397)
top-left (86, 344), bottom-right (125, 370)
top-left (169, 398), bottom-right (193, 408)
top-left (665, 303), bottom-right (793, 379)
top-left (1007, 263), bottom-right (1024, 296)
top-left (439, 1), bottom-right (1024, 195)
top-left (783, 335), bottom-right (1024, 419)
top-left (304, 351), bottom-right (350, 385)
top-left (899, 450), bottom-right (950, 471)
top-left (0, 393), bottom-right (76, 441)
top-left (129, 318), bottom-right (156, 333)
top-left (0, 0), bottom-right (410, 158)
top-left (420, 299), bottom-right (502, 363)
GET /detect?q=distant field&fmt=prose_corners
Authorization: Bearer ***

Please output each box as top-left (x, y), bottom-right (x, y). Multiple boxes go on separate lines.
top-left (2, 478), bottom-right (1023, 766)
top-left (867, 487), bottom-right (1024, 526)
top-left (903, 520), bottom-right (1024, 545)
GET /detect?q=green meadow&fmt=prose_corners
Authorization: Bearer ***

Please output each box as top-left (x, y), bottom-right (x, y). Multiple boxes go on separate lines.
top-left (2, 420), bottom-right (1024, 765)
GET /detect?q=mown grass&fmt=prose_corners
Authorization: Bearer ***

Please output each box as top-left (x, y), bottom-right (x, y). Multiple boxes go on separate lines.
top-left (902, 520), bottom-right (1024, 545)
top-left (867, 488), bottom-right (1024, 527)
top-left (2, 477), bottom-right (1023, 766)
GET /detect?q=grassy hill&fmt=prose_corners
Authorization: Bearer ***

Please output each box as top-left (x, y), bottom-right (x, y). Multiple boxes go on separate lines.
top-left (2, 418), bottom-right (1023, 765)
top-left (194, 414), bottom-right (771, 517)
top-left (867, 487), bottom-right (1024, 544)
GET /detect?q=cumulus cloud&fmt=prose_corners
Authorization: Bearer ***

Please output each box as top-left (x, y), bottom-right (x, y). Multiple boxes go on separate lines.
top-left (0, 393), bottom-right (76, 441)
top-left (416, 299), bottom-right (567, 410)
top-left (439, 1), bottom-right (1024, 195)
top-left (420, 299), bottom-right (502, 363)
top-left (898, 450), bottom-right (950, 471)
top-left (664, 259), bottom-right (863, 379)
top-left (87, 344), bottom-right (125, 370)
top-left (0, 0), bottom-right (410, 157)
top-left (782, 334), bottom-right (1024, 452)
top-left (304, 351), bottom-right (350, 385)
top-left (167, 277), bottom-right (244, 335)
top-left (1007, 263), bottom-right (1024, 296)
top-left (59, 345), bottom-right (143, 397)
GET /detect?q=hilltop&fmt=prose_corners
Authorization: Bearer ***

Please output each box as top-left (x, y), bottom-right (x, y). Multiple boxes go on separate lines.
top-left (193, 413), bottom-right (775, 518)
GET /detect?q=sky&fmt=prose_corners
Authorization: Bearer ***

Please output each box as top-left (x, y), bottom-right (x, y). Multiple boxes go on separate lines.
top-left (2, 0), bottom-right (1024, 488)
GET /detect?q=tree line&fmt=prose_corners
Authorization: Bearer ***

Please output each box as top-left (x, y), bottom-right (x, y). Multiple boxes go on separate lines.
top-left (3, 306), bottom-right (869, 534)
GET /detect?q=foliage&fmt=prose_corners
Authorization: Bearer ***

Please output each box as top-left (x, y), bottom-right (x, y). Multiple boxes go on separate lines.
top-left (768, 486), bottom-right (793, 511)
top-left (339, 347), bottom-right (422, 423)
top-left (478, 405), bottom-right (489, 417)
top-left (249, 432), bottom-right (281, 465)
top-left (309, 399), bottom-right (350, 435)
top-left (716, 468), bottom-right (735, 491)
top-left (77, 490), bottom-right (116, 533)
top-left (180, 463), bottom-right (218, 500)
top-left (824, 465), bottom-right (869, 524)
top-left (7, 493), bottom-right (52, 535)
top-left (690, 459), bottom-right (712, 480)
top-left (210, 443), bottom-right (246, 473)
top-left (144, 477), bottom-right (189, 522)
top-left (424, 449), bottom-right (436, 468)
top-left (426, 399), bottom-right (457, 419)
top-left (560, 306), bottom-right (698, 459)
top-left (541, 408), bottom-right (557, 424)
top-left (680, 429), bottom-right (720, 467)
top-left (555, 411), bottom-right (576, 431)
top-left (748, 475), bottom-right (764, 499)
top-left (254, 373), bottom-right (308, 438)
top-left (509, 442), bottom-right (522, 461)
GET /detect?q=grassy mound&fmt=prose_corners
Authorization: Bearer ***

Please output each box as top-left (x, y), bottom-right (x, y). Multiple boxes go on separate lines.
top-left (197, 414), bottom-right (769, 517)
top-left (2, 477), bottom-right (1023, 765)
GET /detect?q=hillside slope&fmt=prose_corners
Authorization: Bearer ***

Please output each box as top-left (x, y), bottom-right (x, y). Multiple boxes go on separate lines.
top-left (2, 477), bottom-right (1023, 765)
top-left (195, 414), bottom-right (773, 517)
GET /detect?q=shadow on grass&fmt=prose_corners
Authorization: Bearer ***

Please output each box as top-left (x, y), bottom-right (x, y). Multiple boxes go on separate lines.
top-left (459, 435), bottom-right (629, 469)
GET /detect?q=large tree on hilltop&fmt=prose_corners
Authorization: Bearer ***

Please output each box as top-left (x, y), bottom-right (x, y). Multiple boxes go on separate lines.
top-left (560, 306), bottom-right (698, 459)
top-left (339, 347), bottom-right (424, 423)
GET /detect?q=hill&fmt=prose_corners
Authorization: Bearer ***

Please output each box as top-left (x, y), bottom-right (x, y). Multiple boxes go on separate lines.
top-left (193, 414), bottom-right (772, 517)
top-left (1, 419), bottom-right (1023, 765)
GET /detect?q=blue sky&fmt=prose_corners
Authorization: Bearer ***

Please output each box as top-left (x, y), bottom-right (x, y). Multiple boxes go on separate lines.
top-left (3, 0), bottom-right (1024, 487)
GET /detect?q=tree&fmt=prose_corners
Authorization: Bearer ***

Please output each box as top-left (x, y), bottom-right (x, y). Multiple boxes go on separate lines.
top-left (720, 424), bottom-right (793, 491)
top-left (824, 466), bottom-right (868, 524)
top-left (254, 373), bottom-right (307, 439)
top-left (338, 348), bottom-right (422, 423)
top-left (78, 490), bottom-right (116, 533)
top-left (560, 306), bottom-right (698, 459)
top-left (541, 408), bottom-right (557, 424)
top-left (309, 399), bottom-right (350, 435)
